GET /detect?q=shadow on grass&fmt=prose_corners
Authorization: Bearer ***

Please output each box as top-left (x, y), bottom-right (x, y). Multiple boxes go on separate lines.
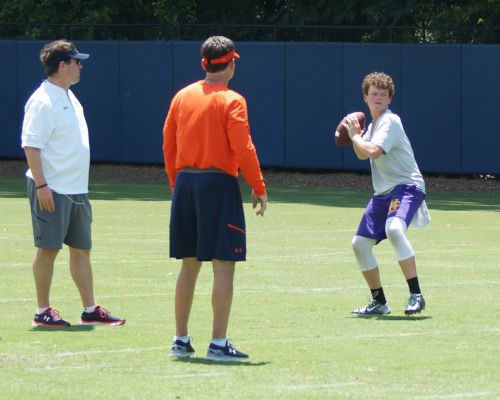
top-left (30, 325), bottom-right (95, 332)
top-left (348, 314), bottom-right (432, 321)
top-left (172, 357), bottom-right (271, 366)
top-left (1, 178), bottom-right (498, 211)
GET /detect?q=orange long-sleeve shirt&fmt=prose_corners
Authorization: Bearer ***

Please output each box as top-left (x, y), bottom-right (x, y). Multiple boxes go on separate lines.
top-left (163, 80), bottom-right (266, 196)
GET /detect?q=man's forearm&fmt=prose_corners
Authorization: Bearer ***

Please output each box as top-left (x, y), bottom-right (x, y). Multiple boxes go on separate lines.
top-left (24, 147), bottom-right (46, 185)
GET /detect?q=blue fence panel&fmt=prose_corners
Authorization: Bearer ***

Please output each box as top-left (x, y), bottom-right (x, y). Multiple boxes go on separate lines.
top-left (172, 41), bottom-right (203, 93)
top-left (342, 43), bottom-right (402, 172)
top-left (70, 41), bottom-right (122, 162)
top-left (120, 42), bottom-right (173, 164)
top-left (232, 42), bottom-right (285, 168)
top-left (401, 45), bottom-right (462, 174)
top-left (284, 42), bottom-right (342, 169)
top-left (462, 45), bottom-right (500, 174)
top-left (170, 41), bottom-right (285, 167)
top-left (0, 41), bottom-right (19, 159)
top-left (3, 40), bottom-right (500, 175)
top-left (14, 41), bottom-right (47, 161)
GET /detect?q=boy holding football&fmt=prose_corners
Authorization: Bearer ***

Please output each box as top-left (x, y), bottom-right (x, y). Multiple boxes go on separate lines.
top-left (343, 71), bottom-right (430, 315)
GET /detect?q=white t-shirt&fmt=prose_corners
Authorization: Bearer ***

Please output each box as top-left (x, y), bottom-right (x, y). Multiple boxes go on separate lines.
top-left (364, 109), bottom-right (425, 195)
top-left (21, 80), bottom-right (90, 194)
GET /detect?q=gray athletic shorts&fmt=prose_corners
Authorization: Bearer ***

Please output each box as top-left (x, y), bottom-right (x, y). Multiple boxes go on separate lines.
top-left (27, 178), bottom-right (92, 250)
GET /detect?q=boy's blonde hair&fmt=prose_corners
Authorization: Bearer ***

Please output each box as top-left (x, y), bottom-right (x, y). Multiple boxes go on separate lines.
top-left (362, 72), bottom-right (395, 98)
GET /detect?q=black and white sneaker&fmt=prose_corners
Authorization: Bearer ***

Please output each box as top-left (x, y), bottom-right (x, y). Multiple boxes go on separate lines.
top-left (405, 293), bottom-right (426, 315)
top-left (80, 305), bottom-right (125, 326)
top-left (206, 340), bottom-right (249, 362)
top-left (170, 338), bottom-right (195, 358)
top-left (32, 307), bottom-right (71, 327)
top-left (352, 299), bottom-right (391, 315)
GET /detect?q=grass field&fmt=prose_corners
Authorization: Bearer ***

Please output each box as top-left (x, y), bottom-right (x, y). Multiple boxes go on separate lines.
top-left (1, 177), bottom-right (499, 400)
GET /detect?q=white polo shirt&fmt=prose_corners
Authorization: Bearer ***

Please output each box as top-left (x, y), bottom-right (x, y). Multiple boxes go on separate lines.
top-left (364, 109), bottom-right (425, 195)
top-left (21, 80), bottom-right (90, 194)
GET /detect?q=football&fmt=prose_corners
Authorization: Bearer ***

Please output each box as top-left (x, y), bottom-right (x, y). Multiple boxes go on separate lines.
top-left (335, 111), bottom-right (365, 147)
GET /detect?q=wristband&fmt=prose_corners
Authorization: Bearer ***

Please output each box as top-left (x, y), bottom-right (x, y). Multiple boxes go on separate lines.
top-left (36, 183), bottom-right (48, 190)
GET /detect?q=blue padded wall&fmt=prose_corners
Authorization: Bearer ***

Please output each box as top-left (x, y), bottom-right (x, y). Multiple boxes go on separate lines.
top-left (172, 41), bottom-right (203, 93)
top-left (4, 40), bottom-right (500, 174)
top-left (71, 41), bottom-right (121, 162)
top-left (462, 45), bottom-right (500, 174)
top-left (401, 45), bottom-right (462, 173)
top-left (233, 42), bottom-right (285, 167)
top-left (170, 41), bottom-right (286, 167)
top-left (14, 41), bottom-right (47, 161)
top-left (342, 43), bottom-right (402, 172)
top-left (13, 41), bottom-right (122, 163)
top-left (16, 41), bottom-right (46, 112)
top-left (0, 41), bottom-right (19, 158)
top-left (284, 42), bottom-right (342, 169)
top-left (120, 41), bottom-right (173, 164)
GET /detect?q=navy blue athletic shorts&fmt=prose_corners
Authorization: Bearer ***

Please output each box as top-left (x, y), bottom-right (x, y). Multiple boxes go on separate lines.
top-left (356, 184), bottom-right (425, 244)
top-left (169, 170), bottom-right (246, 261)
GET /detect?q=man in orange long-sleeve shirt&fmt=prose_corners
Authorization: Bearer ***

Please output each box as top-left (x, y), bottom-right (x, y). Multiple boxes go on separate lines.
top-left (163, 36), bottom-right (267, 362)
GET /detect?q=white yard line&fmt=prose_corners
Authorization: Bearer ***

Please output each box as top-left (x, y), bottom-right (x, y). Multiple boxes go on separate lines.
top-left (27, 365), bottom-right (226, 380)
top-left (411, 392), bottom-right (493, 399)
top-left (2, 280), bottom-right (500, 304)
top-left (55, 346), bottom-right (167, 358)
top-left (151, 372), bottom-right (227, 379)
top-left (352, 327), bottom-right (500, 340)
top-left (278, 382), bottom-right (362, 391)
top-left (238, 327), bottom-right (500, 345)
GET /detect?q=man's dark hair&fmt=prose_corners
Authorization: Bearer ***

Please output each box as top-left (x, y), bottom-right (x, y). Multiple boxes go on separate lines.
top-left (201, 36), bottom-right (236, 73)
top-left (40, 40), bottom-right (76, 76)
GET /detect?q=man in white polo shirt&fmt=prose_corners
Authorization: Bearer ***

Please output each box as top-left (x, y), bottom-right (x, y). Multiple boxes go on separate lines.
top-left (21, 39), bottom-right (125, 327)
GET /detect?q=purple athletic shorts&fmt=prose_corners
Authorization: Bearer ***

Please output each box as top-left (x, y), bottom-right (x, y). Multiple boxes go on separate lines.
top-left (356, 184), bottom-right (425, 244)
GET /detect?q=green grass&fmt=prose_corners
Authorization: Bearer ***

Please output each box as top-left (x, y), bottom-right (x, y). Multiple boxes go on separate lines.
top-left (1, 177), bottom-right (499, 400)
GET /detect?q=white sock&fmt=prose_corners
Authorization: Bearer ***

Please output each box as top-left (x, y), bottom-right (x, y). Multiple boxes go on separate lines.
top-left (83, 305), bottom-right (98, 313)
top-left (36, 306), bottom-right (50, 315)
top-left (211, 338), bottom-right (227, 347)
top-left (174, 335), bottom-right (190, 343)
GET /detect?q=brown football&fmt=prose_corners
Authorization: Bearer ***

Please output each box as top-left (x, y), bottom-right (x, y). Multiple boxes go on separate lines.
top-left (335, 111), bottom-right (365, 147)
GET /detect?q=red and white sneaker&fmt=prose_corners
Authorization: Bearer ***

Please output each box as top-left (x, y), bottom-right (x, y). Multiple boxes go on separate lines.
top-left (80, 305), bottom-right (125, 326)
top-left (32, 307), bottom-right (71, 327)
